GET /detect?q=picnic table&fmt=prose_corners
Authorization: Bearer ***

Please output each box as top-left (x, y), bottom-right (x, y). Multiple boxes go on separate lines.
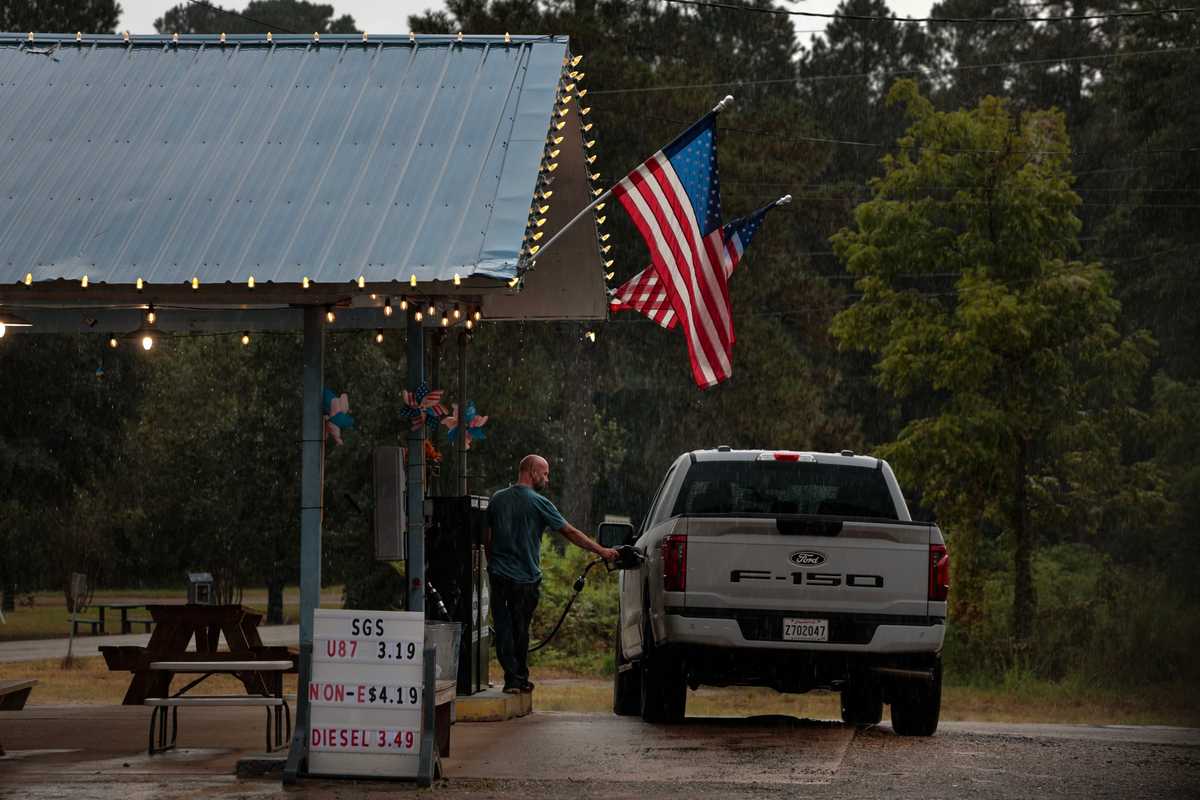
top-left (70, 601), bottom-right (160, 635)
top-left (99, 604), bottom-right (295, 706)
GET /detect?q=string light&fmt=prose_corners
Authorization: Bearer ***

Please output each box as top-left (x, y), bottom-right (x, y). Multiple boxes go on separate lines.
top-left (584, 331), bottom-right (596, 342)
top-left (241, 332), bottom-right (251, 346)
top-left (596, 215), bottom-right (606, 224)
top-left (426, 302), bottom-right (436, 317)
top-left (81, 275), bottom-right (88, 288)
top-left (410, 274), bottom-right (417, 288)
top-left (453, 304), bottom-right (461, 320)
top-left (23, 273), bottom-right (32, 286)
top-left (302, 276), bottom-right (311, 289)
top-left (191, 277), bottom-right (200, 289)
top-left (415, 309), bottom-right (424, 322)
top-left (582, 123), bottom-right (593, 132)
top-left (357, 275), bottom-right (366, 289)
top-left (384, 298), bottom-right (393, 317)
top-left (136, 277), bottom-right (144, 291)
top-left (440, 311), bottom-right (450, 327)
top-left (508, 277), bottom-right (520, 288)
top-left (325, 307), bottom-right (336, 324)
top-left (375, 330), bottom-right (385, 344)
top-left (541, 190), bottom-right (553, 200)
top-left (400, 296), bottom-right (409, 311)
top-left (465, 318), bottom-right (474, 330)
top-left (454, 273), bottom-right (462, 286)
top-left (473, 309), bottom-right (482, 322)
top-left (146, 304), bottom-right (157, 325)
top-left (247, 275), bottom-right (255, 289)
top-left (108, 335), bottom-right (119, 349)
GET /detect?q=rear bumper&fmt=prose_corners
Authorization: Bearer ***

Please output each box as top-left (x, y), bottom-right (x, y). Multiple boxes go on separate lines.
top-left (662, 609), bottom-right (945, 654)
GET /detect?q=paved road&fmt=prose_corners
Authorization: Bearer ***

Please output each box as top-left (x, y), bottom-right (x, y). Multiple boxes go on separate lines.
top-left (2, 707), bottom-right (1197, 799)
top-left (0, 626), bottom-right (299, 663)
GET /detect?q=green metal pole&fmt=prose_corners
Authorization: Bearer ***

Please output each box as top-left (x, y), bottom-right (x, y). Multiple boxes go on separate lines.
top-left (284, 305), bottom-right (324, 783)
top-left (407, 313), bottom-right (426, 614)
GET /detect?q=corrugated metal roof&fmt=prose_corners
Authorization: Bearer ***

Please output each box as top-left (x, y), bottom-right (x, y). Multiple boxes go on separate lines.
top-left (0, 33), bottom-right (581, 289)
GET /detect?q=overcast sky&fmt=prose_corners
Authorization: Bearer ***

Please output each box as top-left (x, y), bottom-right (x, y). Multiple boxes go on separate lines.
top-left (119, 1), bottom-right (937, 45)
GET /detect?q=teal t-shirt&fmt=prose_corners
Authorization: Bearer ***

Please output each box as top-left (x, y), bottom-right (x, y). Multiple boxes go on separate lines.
top-left (487, 484), bottom-right (567, 583)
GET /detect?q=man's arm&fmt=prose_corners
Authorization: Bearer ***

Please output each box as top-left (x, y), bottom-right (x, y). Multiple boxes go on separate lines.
top-left (558, 523), bottom-right (619, 561)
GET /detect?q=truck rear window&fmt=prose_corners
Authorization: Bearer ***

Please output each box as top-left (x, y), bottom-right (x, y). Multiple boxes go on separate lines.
top-left (671, 460), bottom-right (898, 520)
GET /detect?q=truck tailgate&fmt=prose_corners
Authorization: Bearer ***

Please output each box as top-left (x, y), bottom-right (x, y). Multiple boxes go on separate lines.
top-left (684, 517), bottom-right (931, 618)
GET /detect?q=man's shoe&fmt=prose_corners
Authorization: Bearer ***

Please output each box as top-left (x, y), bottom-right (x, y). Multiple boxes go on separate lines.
top-left (521, 681), bottom-right (535, 693)
top-left (502, 684), bottom-right (521, 695)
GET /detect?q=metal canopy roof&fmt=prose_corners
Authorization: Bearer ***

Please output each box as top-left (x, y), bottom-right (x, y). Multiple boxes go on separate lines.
top-left (0, 32), bottom-right (608, 328)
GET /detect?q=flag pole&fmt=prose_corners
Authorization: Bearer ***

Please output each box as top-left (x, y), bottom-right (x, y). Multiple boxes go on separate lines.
top-left (527, 96), bottom-right (736, 270)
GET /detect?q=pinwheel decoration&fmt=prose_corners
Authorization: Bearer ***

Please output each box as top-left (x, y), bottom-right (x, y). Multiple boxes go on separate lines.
top-left (323, 388), bottom-right (355, 446)
top-left (401, 381), bottom-right (447, 431)
top-left (443, 401), bottom-right (489, 450)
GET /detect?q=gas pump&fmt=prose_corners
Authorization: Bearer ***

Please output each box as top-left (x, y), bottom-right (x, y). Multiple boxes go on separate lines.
top-left (425, 495), bottom-right (491, 695)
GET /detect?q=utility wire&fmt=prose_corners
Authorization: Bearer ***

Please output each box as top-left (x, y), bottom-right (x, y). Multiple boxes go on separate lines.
top-left (662, 0), bottom-right (1198, 25)
top-left (589, 44), bottom-right (1200, 94)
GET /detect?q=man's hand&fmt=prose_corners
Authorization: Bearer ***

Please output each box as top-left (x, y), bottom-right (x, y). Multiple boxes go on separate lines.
top-left (598, 546), bottom-right (620, 562)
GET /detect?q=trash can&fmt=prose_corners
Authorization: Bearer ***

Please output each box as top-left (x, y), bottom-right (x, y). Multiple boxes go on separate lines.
top-left (424, 622), bottom-right (462, 684)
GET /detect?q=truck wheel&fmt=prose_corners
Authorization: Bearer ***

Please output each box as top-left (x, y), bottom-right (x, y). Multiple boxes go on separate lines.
top-left (613, 629), bottom-right (642, 716)
top-left (640, 622), bottom-right (686, 724)
top-left (890, 661), bottom-right (942, 737)
top-left (840, 681), bottom-right (883, 726)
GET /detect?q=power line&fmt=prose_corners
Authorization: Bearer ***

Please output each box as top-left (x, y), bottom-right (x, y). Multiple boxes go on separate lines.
top-left (588, 44), bottom-right (1199, 94)
top-left (662, 0), bottom-right (1198, 25)
top-left (183, 0), bottom-right (298, 35)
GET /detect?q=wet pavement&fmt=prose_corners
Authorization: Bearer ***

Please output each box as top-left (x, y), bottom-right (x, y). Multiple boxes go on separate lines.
top-left (2, 705), bottom-right (1198, 798)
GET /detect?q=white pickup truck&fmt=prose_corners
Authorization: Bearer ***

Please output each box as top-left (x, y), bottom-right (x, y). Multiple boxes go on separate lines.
top-left (598, 448), bottom-right (950, 735)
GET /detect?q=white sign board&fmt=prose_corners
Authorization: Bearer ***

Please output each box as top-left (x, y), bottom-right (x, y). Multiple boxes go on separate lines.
top-left (308, 609), bottom-right (425, 778)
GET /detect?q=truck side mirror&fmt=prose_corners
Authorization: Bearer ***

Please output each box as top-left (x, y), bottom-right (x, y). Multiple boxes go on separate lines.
top-left (597, 521), bottom-right (635, 548)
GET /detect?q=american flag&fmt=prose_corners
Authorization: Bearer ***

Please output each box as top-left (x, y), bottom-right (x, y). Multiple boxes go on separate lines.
top-left (611, 112), bottom-right (734, 388)
top-left (610, 201), bottom-right (778, 333)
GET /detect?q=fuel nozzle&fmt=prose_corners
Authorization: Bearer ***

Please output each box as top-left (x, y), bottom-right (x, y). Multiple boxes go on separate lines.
top-left (607, 544), bottom-right (645, 571)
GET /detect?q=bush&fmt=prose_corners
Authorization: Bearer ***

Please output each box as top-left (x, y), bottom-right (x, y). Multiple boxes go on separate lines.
top-left (527, 537), bottom-right (620, 673)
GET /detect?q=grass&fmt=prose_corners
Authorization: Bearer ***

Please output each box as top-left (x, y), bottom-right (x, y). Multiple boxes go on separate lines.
top-left (4, 655), bottom-right (1196, 727)
top-left (0, 585), bottom-right (343, 641)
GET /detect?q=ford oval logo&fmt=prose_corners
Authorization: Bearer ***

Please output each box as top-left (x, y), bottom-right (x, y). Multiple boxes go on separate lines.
top-left (789, 551), bottom-right (826, 567)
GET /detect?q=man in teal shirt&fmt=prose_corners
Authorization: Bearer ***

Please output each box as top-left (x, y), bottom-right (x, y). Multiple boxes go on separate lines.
top-left (486, 454), bottom-right (618, 694)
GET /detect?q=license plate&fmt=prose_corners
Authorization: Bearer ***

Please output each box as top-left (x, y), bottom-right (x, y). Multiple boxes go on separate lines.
top-left (782, 618), bottom-right (828, 642)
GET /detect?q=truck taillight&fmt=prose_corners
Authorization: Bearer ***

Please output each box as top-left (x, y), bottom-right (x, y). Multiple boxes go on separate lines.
top-left (662, 534), bottom-right (687, 592)
top-left (929, 543), bottom-right (950, 602)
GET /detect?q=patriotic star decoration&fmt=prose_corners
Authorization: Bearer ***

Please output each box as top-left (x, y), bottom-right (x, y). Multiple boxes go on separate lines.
top-left (442, 401), bottom-right (489, 450)
top-left (400, 382), bottom-right (447, 431)
top-left (322, 388), bottom-right (354, 446)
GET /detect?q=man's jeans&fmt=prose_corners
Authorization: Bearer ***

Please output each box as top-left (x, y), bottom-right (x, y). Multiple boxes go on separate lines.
top-left (489, 573), bottom-right (540, 688)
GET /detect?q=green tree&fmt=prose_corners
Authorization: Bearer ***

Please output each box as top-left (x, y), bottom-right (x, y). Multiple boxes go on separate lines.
top-left (830, 80), bottom-right (1157, 658)
top-left (155, 0), bottom-right (357, 35)
top-left (0, 0), bottom-right (121, 33)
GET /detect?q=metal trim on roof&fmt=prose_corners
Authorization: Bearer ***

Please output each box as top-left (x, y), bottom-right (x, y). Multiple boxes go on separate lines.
top-left (0, 33), bottom-right (600, 302)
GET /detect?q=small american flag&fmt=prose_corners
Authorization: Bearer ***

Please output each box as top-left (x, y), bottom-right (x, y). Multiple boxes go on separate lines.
top-left (612, 112), bottom-right (733, 388)
top-left (610, 201), bottom-right (778, 333)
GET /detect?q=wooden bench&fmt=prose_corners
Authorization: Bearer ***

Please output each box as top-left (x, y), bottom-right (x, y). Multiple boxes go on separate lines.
top-left (144, 660), bottom-right (292, 755)
top-left (123, 617), bottom-right (154, 634)
top-left (0, 679), bottom-right (37, 756)
top-left (68, 613), bottom-right (103, 635)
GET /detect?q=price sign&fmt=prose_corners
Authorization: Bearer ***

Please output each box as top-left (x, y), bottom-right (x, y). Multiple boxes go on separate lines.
top-left (308, 609), bottom-right (425, 778)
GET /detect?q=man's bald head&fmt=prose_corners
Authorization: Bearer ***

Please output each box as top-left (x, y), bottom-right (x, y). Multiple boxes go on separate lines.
top-left (518, 454), bottom-right (550, 492)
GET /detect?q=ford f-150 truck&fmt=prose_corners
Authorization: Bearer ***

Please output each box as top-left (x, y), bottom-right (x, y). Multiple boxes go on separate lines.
top-left (597, 448), bottom-right (950, 735)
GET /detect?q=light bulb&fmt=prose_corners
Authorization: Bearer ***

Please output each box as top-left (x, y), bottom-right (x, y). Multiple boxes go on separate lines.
top-left (400, 297), bottom-right (409, 311)
top-left (241, 332), bottom-right (250, 346)
top-left (191, 277), bottom-right (200, 289)
top-left (465, 318), bottom-right (474, 330)
top-left (0, 324), bottom-right (5, 338)
top-left (247, 275), bottom-right (255, 289)
top-left (427, 303), bottom-right (436, 316)
top-left (146, 305), bottom-right (157, 325)
top-left (108, 336), bottom-right (118, 349)
top-left (440, 313), bottom-right (449, 327)
top-left (473, 309), bottom-right (482, 322)
top-left (454, 273), bottom-right (461, 286)
top-left (136, 277), bottom-right (144, 291)
top-left (410, 274), bottom-right (417, 288)
top-left (141, 335), bottom-right (154, 351)
top-left (453, 304), bottom-right (461, 319)
top-left (357, 275), bottom-right (365, 289)
top-left (23, 273), bottom-right (32, 286)
top-left (415, 310), bottom-right (423, 322)
top-left (384, 298), bottom-right (393, 317)
top-left (326, 308), bottom-right (336, 323)
top-left (302, 276), bottom-right (310, 289)
top-left (375, 331), bottom-right (384, 344)
top-left (81, 275), bottom-right (88, 288)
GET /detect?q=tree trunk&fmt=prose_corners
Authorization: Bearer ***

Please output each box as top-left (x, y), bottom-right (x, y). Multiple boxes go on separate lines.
top-left (267, 570), bottom-right (284, 625)
top-left (1011, 436), bottom-right (1036, 655)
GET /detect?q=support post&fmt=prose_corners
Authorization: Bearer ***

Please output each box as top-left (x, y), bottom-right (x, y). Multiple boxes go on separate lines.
top-left (284, 305), bottom-right (325, 784)
top-left (456, 331), bottom-right (469, 495)
top-left (407, 314), bottom-right (426, 614)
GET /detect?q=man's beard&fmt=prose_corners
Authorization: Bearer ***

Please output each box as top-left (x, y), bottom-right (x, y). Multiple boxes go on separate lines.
top-left (534, 477), bottom-right (548, 492)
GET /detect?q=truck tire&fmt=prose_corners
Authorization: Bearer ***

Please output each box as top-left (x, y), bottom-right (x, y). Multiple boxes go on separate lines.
top-left (639, 620), bottom-right (686, 723)
top-left (613, 629), bottom-right (642, 716)
top-left (890, 661), bottom-right (942, 737)
top-left (840, 681), bottom-right (883, 726)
